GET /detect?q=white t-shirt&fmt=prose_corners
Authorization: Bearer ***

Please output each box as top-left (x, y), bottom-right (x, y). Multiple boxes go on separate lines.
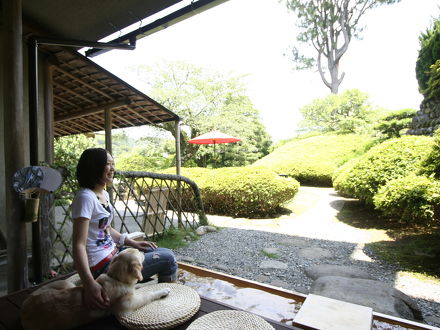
top-left (71, 188), bottom-right (116, 267)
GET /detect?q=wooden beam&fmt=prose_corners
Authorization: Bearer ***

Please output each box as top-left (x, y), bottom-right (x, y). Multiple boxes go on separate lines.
top-left (53, 94), bottom-right (81, 109)
top-left (111, 110), bottom-right (135, 126)
top-left (178, 262), bottom-right (307, 302)
top-left (54, 82), bottom-right (97, 106)
top-left (54, 99), bottom-right (128, 122)
top-left (2, 0), bottom-right (29, 292)
top-left (53, 66), bottom-right (114, 101)
top-left (178, 263), bottom-right (436, 330)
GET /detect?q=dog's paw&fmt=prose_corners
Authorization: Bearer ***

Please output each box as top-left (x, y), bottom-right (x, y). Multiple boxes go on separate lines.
top-left (158, 288), bottom-right (170, 298)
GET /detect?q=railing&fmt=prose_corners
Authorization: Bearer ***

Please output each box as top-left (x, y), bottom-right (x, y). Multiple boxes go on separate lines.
top-left (50, 170), bottom-right (206, 273)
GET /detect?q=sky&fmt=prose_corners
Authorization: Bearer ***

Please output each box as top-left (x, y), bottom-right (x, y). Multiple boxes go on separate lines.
top-left (92, 0), bottom-right (440, 142)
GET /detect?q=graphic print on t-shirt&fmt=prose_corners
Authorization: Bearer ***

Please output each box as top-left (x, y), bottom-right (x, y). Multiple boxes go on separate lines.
top-left (96, 216), bottom-right (112, 248)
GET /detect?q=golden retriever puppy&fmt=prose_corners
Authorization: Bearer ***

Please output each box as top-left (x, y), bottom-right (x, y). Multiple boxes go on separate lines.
top-left (21, 248), bottom-right (170, 330)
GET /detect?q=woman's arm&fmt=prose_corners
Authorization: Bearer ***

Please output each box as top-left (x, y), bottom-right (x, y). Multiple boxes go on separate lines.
top-left (72, 217), bottom-right (110, 309)
top-left (109, 227), bottom-right (157, 250)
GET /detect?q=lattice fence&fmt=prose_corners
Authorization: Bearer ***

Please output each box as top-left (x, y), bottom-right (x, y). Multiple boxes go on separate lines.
top-left (50, 171), bottom-right (206, 273)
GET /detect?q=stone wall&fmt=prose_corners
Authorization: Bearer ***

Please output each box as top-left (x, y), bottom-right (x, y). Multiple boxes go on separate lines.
top-left (408, 98), bottom-right (440, 135)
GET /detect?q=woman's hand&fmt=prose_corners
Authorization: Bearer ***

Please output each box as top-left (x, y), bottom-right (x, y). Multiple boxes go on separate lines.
top-left (83, 279), bottom-right (110, 310)
top-left (129, 239), bottom-right (158, 252)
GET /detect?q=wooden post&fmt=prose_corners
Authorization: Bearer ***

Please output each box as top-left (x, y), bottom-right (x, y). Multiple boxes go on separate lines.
top-left (28, 37), bottom-right (43, 283)
top-left (2, 0), bottom-right (29, 292)
top-left (104, 108), bottom-right (113, 203)
top-left (39, 61), bottom-right (55, 277)
top-left (175, 120), bottom-right (181, 176)
top-left (175, 120), bottom-right (182, 227)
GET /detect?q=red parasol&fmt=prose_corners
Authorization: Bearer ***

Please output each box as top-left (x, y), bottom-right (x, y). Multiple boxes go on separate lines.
top-left (188, 130), bottom-right (241, 166)
top-left (188, 130), bottom-right (241, 145)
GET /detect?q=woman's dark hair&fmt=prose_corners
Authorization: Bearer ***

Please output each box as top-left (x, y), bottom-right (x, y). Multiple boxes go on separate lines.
top-left (76, 148), bottom-right (109, 189)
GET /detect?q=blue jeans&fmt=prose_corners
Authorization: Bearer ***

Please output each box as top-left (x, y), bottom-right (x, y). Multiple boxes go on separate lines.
top-left (142, 247), bottom-right (178, 282)
top-left (91, 247), bottom-right (178, 282)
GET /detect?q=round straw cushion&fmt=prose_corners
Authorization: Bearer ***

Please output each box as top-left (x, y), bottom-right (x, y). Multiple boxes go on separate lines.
top-left (116, 283), bottom-right (201, 329)
top-left (187, 310), bottom-right (275, 330)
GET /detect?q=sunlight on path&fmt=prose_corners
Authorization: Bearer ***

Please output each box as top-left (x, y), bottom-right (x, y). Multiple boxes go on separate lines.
top-left (207, 187), bottom-right (391, 244)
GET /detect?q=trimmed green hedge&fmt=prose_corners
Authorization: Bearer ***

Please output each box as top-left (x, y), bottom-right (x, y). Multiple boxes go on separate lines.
top-left (254, 134), bottom-right (374, 186)
top-left (162, 167), bottom-right (299, 217)
top-left (419, 126), bottom-right (440, 178)
top-left (374, 174), bottom-right (440, 224)
top-left (333, 136), bottom-right (433, 205)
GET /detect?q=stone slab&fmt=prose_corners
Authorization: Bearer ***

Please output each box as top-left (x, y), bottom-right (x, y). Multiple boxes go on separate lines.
top-left (259, 260), bottom-right (288, 270)
top-left (310, 276), bottom-right (422, 321)
top-left (305, 264), bottom-right (373, 280)
top-left (298, 247), bottom-right (332, 259)
top-left (293, 294), bottom-right (372, 330)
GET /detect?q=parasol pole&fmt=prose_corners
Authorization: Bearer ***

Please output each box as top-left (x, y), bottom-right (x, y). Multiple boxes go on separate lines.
top-left (213, 141), bottom-right (216, 168)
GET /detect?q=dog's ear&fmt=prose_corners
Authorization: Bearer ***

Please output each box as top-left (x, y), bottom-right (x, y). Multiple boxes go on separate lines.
top-left (108, 254), bottom-right (127, 281)
top-left (129, 260), bottom-right (143, 282)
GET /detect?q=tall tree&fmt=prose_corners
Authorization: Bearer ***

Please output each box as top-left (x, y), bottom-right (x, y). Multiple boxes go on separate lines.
top-left (284, 0), bottom-right (400, 93)
top-left (299, 89), bottom-right (380, 133)
top-left (135, 60), bottom-right (272, 167)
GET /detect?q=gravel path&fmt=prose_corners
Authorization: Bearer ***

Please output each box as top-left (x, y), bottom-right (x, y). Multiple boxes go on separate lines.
top-left (174, 187), bottom-right (440, 328)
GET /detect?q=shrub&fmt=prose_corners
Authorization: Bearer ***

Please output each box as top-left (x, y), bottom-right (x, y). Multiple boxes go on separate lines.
top-left (200, 166), bottom-right (299, 217)
top-left (420, 59), bottom-right (440, 101)
top-left (416, 18), bottom-right (440, 92)
top-left (254, 134), bottom-right (374, 186)
top-left (373, 108), bottom-right (416, 139)
top-left (162, 166), bottom-right (299, 217)
top-left (419, 126), bottom-right (440, 178)
top-left (333, 136), bottom-right (433, 205)
top-left (374, 174), bottom-right (440, 224)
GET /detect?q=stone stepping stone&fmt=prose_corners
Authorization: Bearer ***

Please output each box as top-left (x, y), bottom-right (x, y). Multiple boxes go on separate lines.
top-left (262, 247), bottom-right (279, 255)
top-left (178, 256), bottom-right (195, 263)
top-left (279, 238), bottom-right (308, 247)
top-left (259, 260), bottom-right (288, 270)
top-left (305, 264), bottom-right (373, 280)
top-left (298, 247), bottom-right (332, 259)
top-left (310, 276), bottom-right (423, 321)
top-left (269, 279), bottom-right (289, 288)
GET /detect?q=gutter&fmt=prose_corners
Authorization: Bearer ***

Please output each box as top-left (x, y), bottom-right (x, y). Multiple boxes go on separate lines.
top-left (85, 0), bottom-right (230, 58)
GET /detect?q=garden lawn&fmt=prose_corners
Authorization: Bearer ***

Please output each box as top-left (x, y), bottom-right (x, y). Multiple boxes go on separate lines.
top-left (254, 134), bottom-right (374, 186)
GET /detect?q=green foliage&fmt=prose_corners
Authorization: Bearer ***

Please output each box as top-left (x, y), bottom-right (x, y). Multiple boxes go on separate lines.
top-left (299, 89), bottom-right (379, 133)
top-left (284, 0), bottom-right (400, 92)
top-left (416, 18), bottom-right (440, 92)
top-left (333, 136), bottom-right (433, 204)
top-left (373, 108), bottom-right (416, 139)
top-left (54, 134), bottom-right (97, 180)
top-left (254, 134), bottom-right (374, 186)
top-left (152, 227), bottom-right (199, 250)
top-left (373, 174), bottom-right (440, 224)
top-left (134, 61), bottom-right (272, 167)
top-left (420, 59), bottom-right (440, 101)
top-left (163, 167), bottom-right (299, 218)
top-left (419, 126), bottom-right (440, 178)
top-left (116, 153), bottom-right (159, 172)
top-left (202, 167), bottom-right (299, 217)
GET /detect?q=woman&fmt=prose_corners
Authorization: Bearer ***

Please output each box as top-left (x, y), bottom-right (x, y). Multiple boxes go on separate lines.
top-left (71, 148), bottom-right (177, 309)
